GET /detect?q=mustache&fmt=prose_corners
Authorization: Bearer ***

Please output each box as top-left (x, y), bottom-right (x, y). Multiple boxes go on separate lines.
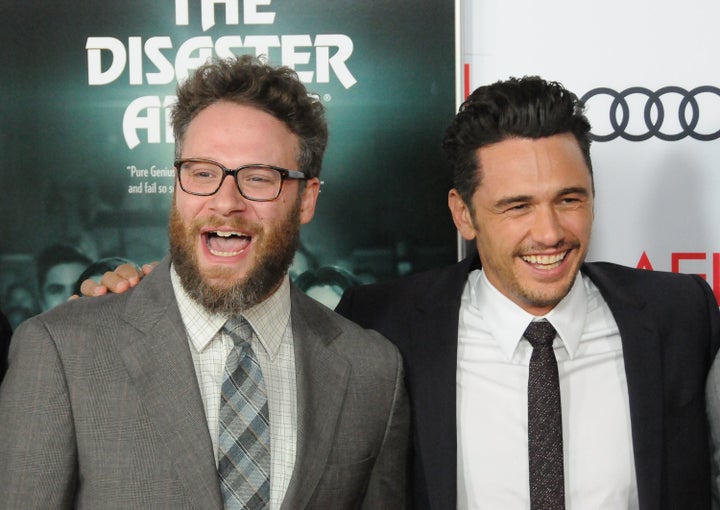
top-left (515, 240), bottom-right (579, 256)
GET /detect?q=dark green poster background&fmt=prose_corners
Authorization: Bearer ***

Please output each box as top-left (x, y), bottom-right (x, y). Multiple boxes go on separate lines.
top-left (0, 0), bottom-right (455, 326)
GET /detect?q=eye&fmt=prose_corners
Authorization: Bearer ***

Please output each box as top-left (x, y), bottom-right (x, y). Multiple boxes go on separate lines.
top-left (246, 174), bottom-right (273, 183)
top-left (558, 194), bottom-right (587, 207)
top-left (240, 168), bottom-right (279, 186)
top-left (183, 163), bottom-right (220, 180)
top-left (504, 203), bottom-right (530, 214)
top-left (192, 170), bottom-right (215, 179)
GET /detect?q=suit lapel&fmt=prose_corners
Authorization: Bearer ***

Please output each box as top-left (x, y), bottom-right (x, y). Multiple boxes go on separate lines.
top-left (117, 258), bottom-right (223, 510)
top-left (409, 257), bottom-right (478, 510)
top-left (281, 287), bottom-right (349, 509)
top-left (582, 263), bottom-right (663, 509)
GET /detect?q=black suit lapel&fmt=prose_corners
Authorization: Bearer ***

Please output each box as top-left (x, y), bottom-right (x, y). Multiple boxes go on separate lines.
top-left (582, 263), bottom-right (663, 509)
top-left (408, 257), bottom-right (478, 510)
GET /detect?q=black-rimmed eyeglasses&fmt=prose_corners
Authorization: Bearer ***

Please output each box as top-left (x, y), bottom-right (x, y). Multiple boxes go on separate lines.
top-left (175, 158), bottom-right (307, 202)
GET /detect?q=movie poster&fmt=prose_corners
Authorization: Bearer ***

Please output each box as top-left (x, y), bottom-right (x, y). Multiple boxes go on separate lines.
top-left (0, 0), bottom-right (456, 326)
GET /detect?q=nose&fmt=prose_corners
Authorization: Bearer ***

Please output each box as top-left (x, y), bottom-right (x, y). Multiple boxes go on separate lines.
top-left (207, 173), bottom-right (248, 214)
top-left (531, 205), bottom-right (564, 247)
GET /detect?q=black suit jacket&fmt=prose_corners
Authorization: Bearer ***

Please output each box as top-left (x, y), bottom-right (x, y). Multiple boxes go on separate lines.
top-left (336, 257), bottom-right (720, 509)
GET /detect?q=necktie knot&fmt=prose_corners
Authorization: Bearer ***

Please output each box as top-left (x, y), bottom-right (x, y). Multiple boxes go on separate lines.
top-left (524, 319), bottom-right (557, 349)
top-left (223, 316), bottom-right (253, 349)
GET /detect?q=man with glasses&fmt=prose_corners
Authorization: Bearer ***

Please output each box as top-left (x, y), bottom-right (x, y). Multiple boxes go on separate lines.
top-left (0, 55), bottom-right (409, 509)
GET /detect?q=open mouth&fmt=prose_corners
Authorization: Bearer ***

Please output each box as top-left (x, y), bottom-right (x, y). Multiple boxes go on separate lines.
top-left (204, 230), bottom-right (252, 257)
top-left (521, 251), bottom-right (568, 270)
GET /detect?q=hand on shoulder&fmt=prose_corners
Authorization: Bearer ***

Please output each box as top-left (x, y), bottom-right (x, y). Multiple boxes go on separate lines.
top-left (75, 261), bottom-right (158, 298)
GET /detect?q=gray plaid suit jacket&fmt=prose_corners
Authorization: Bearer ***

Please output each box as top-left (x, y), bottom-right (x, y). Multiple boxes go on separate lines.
top-left (0, 257), bottom-right (409, 509)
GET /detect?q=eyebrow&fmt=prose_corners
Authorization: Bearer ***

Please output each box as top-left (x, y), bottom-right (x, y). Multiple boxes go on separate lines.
top-left (494, 186), bottom-right (591, 209)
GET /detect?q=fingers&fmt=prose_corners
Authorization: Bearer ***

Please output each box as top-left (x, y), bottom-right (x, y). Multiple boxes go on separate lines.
top-left (100, 263), bottom-right (143, 292)
top-left (141, 261), bottom-right (159, 276)
top-left (112, 263), bottom-right (144, 284)
top-left (79, 278), bottom-right (109, 297)
top-left (78, 261), bottom-right (159, 297)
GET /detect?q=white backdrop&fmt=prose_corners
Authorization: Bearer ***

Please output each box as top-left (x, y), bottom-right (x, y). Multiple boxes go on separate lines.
top-left (458, 0), bottom-right (720, 302)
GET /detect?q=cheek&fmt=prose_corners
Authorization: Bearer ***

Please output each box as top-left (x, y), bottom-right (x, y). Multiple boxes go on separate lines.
top-left (566, 210), bottom-right (594, 238)
top-left (258, 194), bottom-right (299, 223)
top-left (174, 195), bottom-right (206, 222)
top-left (481, 219), bottom-right (525, 251)
top-left (475, 230), bottom-right (507, 263)
top-left (251, 204), bottom-right (274, 222)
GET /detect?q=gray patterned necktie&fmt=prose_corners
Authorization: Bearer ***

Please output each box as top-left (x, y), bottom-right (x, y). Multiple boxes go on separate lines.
top-left (218, 317), bottom-right (271, 510)
top-left (524, 319), bottom-right (565, 510)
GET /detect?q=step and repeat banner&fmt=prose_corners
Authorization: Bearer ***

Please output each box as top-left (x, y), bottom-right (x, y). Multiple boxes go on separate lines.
top-left (459, 0), bottom-right (720, 303)
top-left (0, 0), bottom-right (456, 326)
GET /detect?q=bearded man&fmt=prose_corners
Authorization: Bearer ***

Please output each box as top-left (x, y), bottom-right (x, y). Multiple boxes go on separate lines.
top-left (0, 56), bottom-right (409, 510)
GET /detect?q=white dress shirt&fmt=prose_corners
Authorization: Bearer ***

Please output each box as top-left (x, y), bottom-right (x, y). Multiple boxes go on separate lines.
top-left (171, 268), bottom-right (297, 510)
top-left (457, 269), bottom-right (639, 509)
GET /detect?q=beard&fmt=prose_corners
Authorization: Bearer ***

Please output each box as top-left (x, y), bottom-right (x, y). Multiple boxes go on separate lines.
top-left (168, 197), bottom-right (301, 316)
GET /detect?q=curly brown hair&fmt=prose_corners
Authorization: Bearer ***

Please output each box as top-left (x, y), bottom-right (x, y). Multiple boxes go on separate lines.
top-left (172, 55), bottom-right (328, 179)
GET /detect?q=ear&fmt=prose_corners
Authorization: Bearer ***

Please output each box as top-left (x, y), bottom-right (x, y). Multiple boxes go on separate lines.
top-left (299, 177), bottom-right (320, 225)
top-left (448, 189), bottom-right (477, 241)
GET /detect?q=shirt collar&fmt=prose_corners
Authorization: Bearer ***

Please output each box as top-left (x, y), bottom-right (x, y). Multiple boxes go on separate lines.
top-left (171, 266), bottom-right (291, 360)
top-left (470, 269), bottom-right (587, 360)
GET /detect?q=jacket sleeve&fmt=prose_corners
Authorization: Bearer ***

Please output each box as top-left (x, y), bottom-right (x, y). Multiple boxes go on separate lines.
top-left (0, 317), bottom-right (78, 508)
top-left (361, 344), bottom-right (410, 510)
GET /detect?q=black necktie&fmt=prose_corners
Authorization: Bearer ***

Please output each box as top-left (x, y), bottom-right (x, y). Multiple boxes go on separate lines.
top-left (525, 319), bottom-right (565, 510)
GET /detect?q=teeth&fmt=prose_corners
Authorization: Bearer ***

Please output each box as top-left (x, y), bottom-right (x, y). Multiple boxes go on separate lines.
top-left (522, 252), bottom-right (566, 268)
top-left (206, 230), bottom-right (251, 257)
top-left (209, 248), bottom-right (243, 257)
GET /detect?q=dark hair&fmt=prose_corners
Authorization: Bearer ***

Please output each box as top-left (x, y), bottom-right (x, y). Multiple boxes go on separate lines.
top-left (442, 76), bottom-right (593, 208)
top-left (172, 55), bottom-right (328, 179)
top-left (36, 244), bottom-right (92, 288)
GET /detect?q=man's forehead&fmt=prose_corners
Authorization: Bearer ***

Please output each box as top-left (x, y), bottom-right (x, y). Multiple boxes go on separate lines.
top-left (475, 136), bottom-right (589, 177)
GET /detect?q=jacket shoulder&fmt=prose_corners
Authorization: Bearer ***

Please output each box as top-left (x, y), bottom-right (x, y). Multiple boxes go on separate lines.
top-left (292, 286), bottom-right (400, 357)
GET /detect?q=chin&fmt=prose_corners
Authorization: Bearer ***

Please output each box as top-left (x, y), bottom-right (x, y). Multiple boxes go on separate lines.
top-left (528, 286), bottom-right (572, 309)
top-left (200, 264), bottom-right (250, 287)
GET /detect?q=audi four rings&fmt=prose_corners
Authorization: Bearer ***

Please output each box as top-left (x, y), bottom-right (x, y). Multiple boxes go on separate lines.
top-left (580, 86), bottom-right (720, 142)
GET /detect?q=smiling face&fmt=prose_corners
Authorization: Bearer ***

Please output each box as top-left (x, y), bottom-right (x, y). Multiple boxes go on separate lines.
top-left (170, 101), bottom-right (319, 314)
top-left (449, 133), bottom-right (594, 315)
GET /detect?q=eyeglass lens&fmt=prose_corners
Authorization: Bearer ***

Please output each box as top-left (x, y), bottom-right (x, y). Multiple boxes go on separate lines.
top-left (179, 161), bottom-right (283, 200)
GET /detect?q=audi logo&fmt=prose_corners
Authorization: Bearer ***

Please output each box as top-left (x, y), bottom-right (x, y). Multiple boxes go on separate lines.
top-left (580, 86), bottom-right (720, 142)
